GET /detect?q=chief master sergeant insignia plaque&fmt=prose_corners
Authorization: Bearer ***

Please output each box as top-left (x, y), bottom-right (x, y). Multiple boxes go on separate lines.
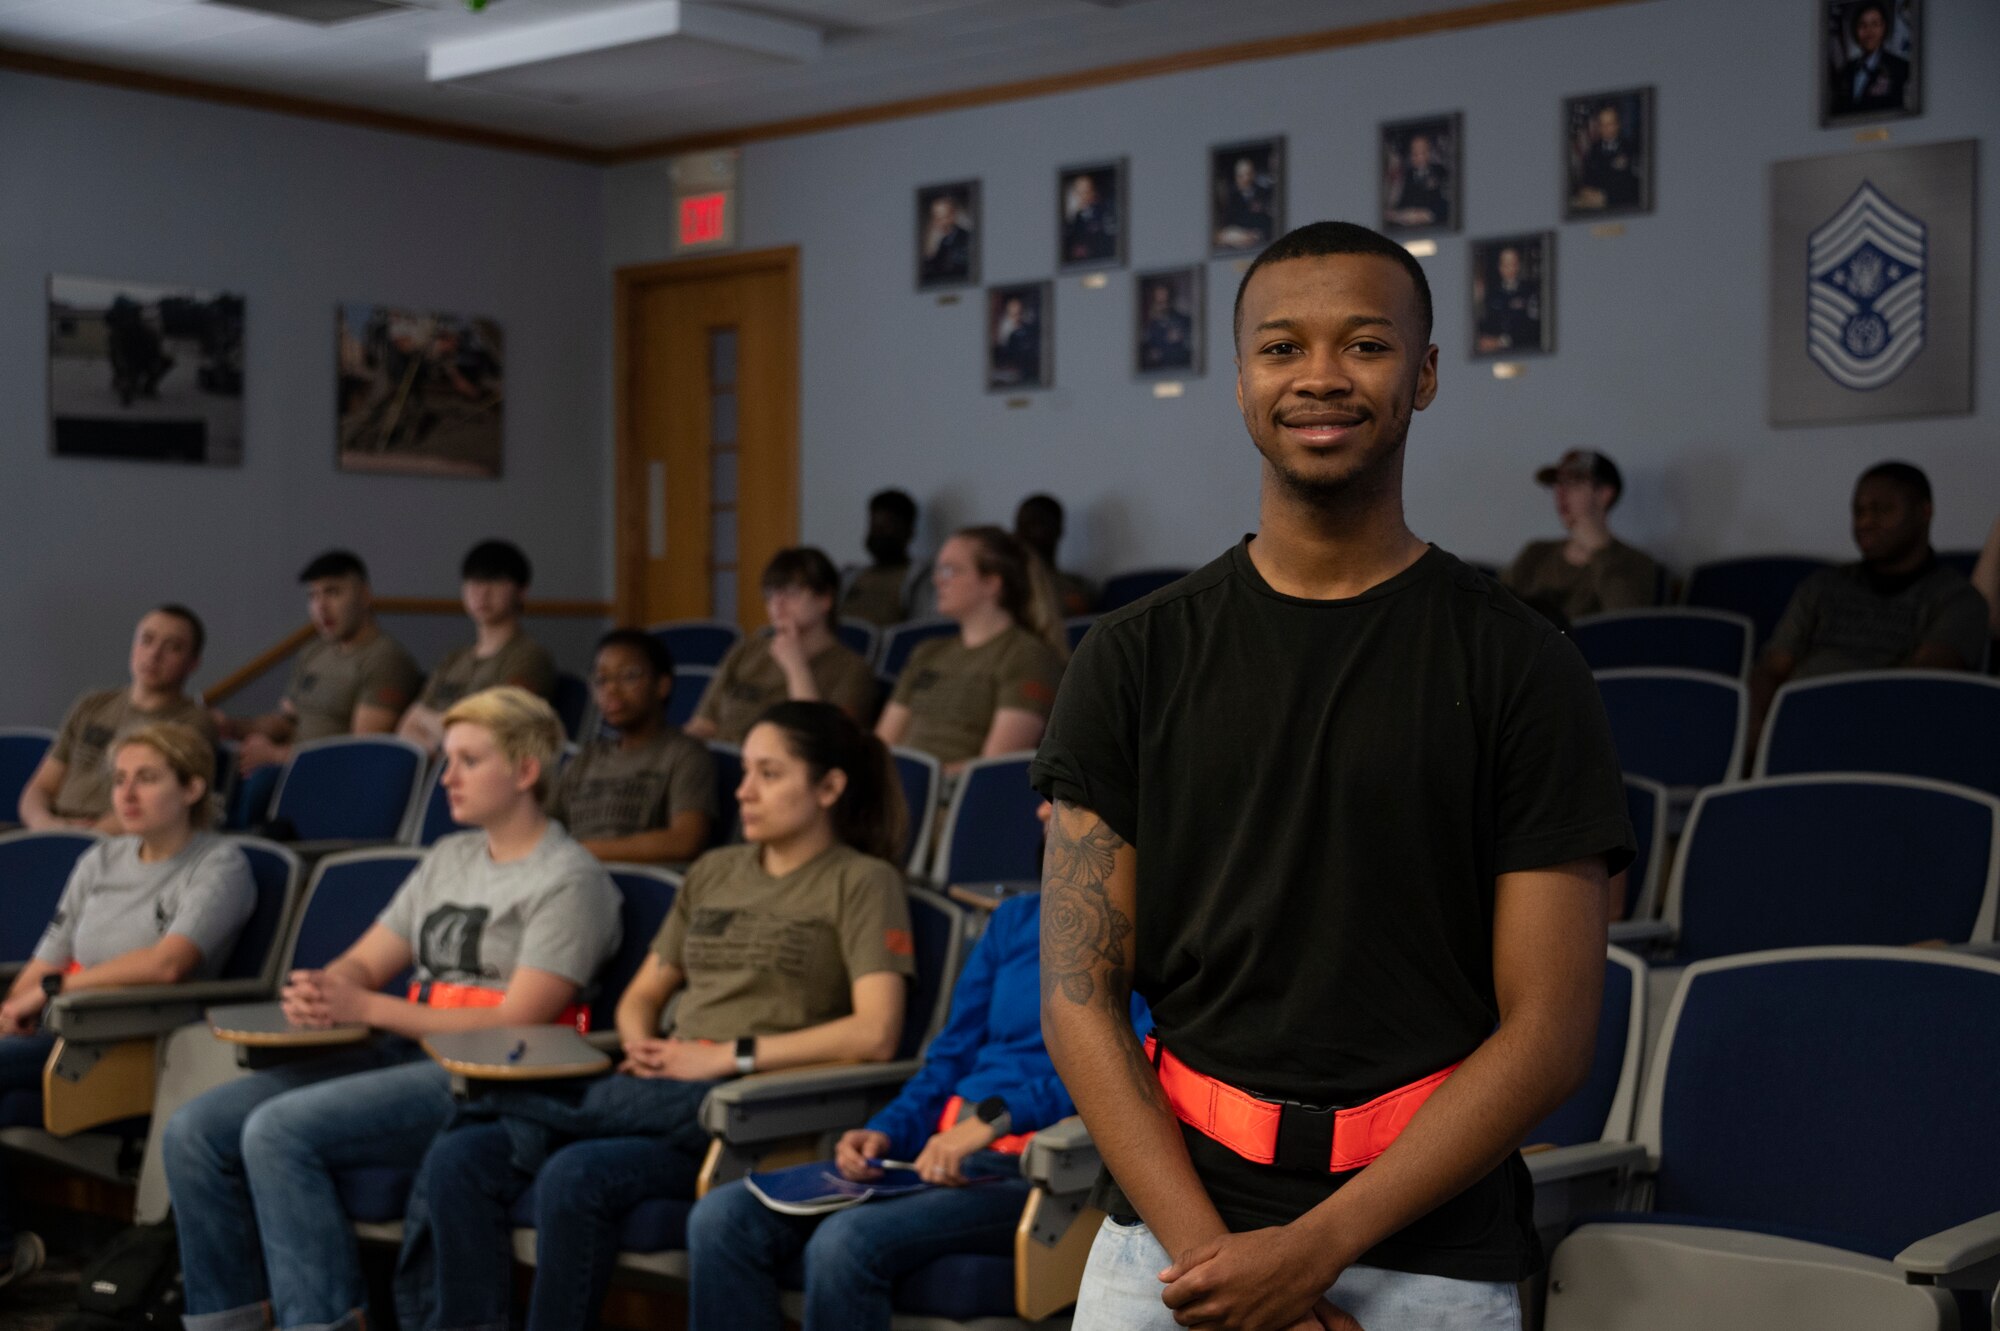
top-left (1769, 139), bottom-right (1974, 426)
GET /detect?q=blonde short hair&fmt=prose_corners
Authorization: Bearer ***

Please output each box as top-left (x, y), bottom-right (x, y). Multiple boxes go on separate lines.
top-left (115, 722), bottom-right (218, 828)
top-left (441, 686), bottom-right (565, 803)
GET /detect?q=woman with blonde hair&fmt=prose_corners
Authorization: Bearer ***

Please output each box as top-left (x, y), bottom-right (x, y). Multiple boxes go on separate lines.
top-left (164, 686), bottom-right (621, 1331)
top-left (2, 722), bottom-right (255, 1287)
top-left (876, 525), bottom-right (1067, 772)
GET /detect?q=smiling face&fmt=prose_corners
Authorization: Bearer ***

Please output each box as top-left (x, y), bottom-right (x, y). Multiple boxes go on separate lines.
top-left (737, 721), bottom-right (843, 847)
top-left (1233, 253), bottom-right (1437, 506)
top-left (130, 611), bottom-right (200, 694)
top-left (113, 741), bottom-right (203, 839)
top-left (440, 721), bottom-right (535, 828)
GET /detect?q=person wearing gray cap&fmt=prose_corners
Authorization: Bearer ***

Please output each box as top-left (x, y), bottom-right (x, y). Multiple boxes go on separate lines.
top-left (1501, 449), bottom-right (1660, 622)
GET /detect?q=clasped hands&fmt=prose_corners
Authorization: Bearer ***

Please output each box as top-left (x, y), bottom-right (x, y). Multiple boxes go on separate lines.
top-left (1157, 1225), bottom-right (1364, 1331)
top-left (280, 968), bottom-right (374, 1029)
top-left (618, 1036), bottom-right (737, 1082)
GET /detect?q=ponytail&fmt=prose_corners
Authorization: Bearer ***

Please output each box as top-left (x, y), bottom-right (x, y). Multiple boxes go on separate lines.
top-left (956, 525), bottom-right (1069, 660)
top-left (753, 700), bottom-right (908, 864)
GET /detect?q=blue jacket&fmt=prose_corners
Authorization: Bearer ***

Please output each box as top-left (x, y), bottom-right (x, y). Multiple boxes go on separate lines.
top-left (865, 892), bottom-right (1150, 1159)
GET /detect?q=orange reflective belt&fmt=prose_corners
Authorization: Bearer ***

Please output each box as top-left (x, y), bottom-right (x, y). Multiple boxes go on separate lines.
top-left (407, 980), bottom-right (591, 1034)
top-left (1145, 1035), bottom-right (1458, 1174)
top-left (937, 1094), bottom-right (1032, 1155)
top-left (63, 961), bottom-right (83, 976)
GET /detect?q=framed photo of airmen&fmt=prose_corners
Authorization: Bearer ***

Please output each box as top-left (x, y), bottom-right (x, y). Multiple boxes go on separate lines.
top-left (1470, 234), bottom-right (1554, 358)
top-left (1821, 0), bottom-right (1920, 126)
top-left (1134, 266), bottom-right (1203, 378)
top-left (1380, 114), bottom-right (1461, 234)
top-left (1210, 137), bottom-right (1284, 256)
top-left (1057, 160), bottom-right (1125, 272)
top-left (1563, 87), bottom-right (1654, 219)
top-left (916, 180), bottom-right (980, 291)
top-left (987, 281), bottom-right (1052, 391)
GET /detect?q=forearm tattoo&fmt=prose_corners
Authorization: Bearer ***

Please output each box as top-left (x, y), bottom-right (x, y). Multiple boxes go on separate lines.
top-left (1040, 801), bottom-right (1135, 1008)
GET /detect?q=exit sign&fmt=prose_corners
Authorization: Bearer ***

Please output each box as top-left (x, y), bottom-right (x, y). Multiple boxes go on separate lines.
top-left (670, 150), bottom-right (739, 254)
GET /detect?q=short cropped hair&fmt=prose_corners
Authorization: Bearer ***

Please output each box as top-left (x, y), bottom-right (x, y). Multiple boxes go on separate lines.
top-left (868, 489), bottom-right (918, 528)
top-left (595, 627), bottom-right (674, 681)
top-left (441, 686), bottom-right (565, 803)
top-left (299, 550), bottom-right (368, 584)
top-left (1233, 220), bottom-right (1435, 348)
top-left (1859, 460), bottom-right (1931, 505)
top-left (461, 539), bottom-right (532, 587)
top-left (115, 721), bottom-right (218, 828)
top-left (761, 547), bottom-right (841, 598)
top-left (151, 603), bottom-right (206, 658)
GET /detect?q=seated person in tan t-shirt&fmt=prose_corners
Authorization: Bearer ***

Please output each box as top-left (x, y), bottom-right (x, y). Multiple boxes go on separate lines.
top-left (398, 540), bottom-right (558, 754)
top-left (876, 526), bottom-right (1067, 773)
top-left (212, 550), bottom-right (423, 773)
top-left (546, 629), bottom-right (716, 864)
top-left (1502, 449), bottom-right (1661, 622)
top-left (687, 547), bottom-right (877, 744)
top-left (841, 488), bottom-right (921, 628)
top-left (20, 604), bottom-right (217, 833)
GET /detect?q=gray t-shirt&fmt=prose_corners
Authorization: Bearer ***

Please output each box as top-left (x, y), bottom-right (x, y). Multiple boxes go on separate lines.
top-left (1770, 558), bottom-right (1990, 679)
top-left (377, 823), bottom-right (621, 991)
top-left (34, 833), bottom-right (256, 979)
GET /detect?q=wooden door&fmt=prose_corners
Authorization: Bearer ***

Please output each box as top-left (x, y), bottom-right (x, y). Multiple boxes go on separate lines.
top-left (616, 248), bottom-right (799, 628)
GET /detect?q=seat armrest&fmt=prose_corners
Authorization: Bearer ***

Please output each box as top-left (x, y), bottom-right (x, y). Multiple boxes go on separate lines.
top-left (47, 980), bottom-right (273, 1043)
top-left (1021, 1116), bottom-right (1101, 1196)
top-left (1606, 920), bottom-right (1675, 948)
top-left (1897, 1210), bottom-right (2000, 1280)
top-left (699, 1060), bottom-right (919, 1143)
top-left (0, 962), bottom-right (22, 989)
top-left (1523, 1139), bottom-right (1651, 1185)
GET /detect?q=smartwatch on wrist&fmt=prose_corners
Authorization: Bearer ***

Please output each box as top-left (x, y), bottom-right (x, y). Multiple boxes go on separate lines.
top-left (734, 1035), bottom-right (757, 1076)
top-left (40, 973), bottom-right (64, 1001)
top-left (972, 1095), bottom-right (1012, 1138)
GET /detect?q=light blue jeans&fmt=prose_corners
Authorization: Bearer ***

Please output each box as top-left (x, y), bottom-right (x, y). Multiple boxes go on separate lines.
top-left (1071, 1217), bottom-right (1521, 1331)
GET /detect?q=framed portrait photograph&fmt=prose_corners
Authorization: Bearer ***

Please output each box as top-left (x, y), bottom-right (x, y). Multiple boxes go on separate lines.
top-left (1210, 137), bottom-right (1284, 256)
top-left (1380, 114), bottom-right (1461, 234)
top-left (987, 281), bottom-right (1052, 391)
top-left (1821, 0), bottom-right (1920, 126)
top-left (916, 179), bottom-right (979, 291)
top-left (1057, 160), bottom-right (1125, 272)
top-left (1134, 266), bottom-right (1203, 378)
top-left (337, 303), bottom-right (505, 478)
top-left (1563, 87), bottom-right (1655, 218)
top-left (1470, 233), bottom-right (1554, 358)
top-left (48, 274), bottom-right (244, 466)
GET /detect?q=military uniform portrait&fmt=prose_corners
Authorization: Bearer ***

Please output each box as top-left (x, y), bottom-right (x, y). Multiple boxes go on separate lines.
top-left (987, 281), bottom-right (1052, 391)
top-left (1471, 233), bottom-right (1554, 358)
top-left (1134, 266), bottom-right (1202, 378)
top-left (1057, 160), bottom-right (1125, 272)
top-left (1822, 0), bottom-right (1920, 126)
top-left (1209, 137), bottom-right (1285, 256)
top-left (1563, 87), bottom-right (1653, 219)
top-left (1380, 114), bottom-right (1461, 235)
top-left (916, 180), bottom-right (979, 291)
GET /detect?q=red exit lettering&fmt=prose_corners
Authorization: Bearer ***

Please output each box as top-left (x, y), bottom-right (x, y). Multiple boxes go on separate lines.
top-left (680, 192), bottom-right (728, 246)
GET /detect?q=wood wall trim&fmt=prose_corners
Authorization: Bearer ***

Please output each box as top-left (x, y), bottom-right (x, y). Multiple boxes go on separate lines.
top-left (202, 624), bottom-right (317, 708)
top-left (10, 0), bottom-right (1645, 165)
top-left (602, 0), bottom-right (1650, 162)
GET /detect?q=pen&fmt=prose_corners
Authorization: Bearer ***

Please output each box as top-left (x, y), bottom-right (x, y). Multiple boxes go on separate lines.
top-left (865, 1157), bottom-right (920, 1171)
top-left (506, 1039), bottom-right (527, 1063)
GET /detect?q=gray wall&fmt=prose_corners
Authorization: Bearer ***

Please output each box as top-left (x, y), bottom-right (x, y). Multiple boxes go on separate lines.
top-left (0, 71), bottom-right (608, 725)
top-left (607, 0), bottom-right (2000, 585)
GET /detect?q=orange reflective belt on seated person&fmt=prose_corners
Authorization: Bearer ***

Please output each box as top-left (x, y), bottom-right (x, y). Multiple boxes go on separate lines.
top-left (937, 1094), bottom-right (1033, 1155)
top-left (407, 979), bottom-right (591, 1034)
top-left (1144, 1035), bottom-right (1459, 1174)
top-left (64, 961), bottom-right (83, 976)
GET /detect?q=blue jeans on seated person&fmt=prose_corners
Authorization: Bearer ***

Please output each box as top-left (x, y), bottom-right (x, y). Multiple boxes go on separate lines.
top-left (396, 1075), bottom-right (715, 1331)
top-left (687, 1153), bottom-right (1032, 1331)
top-left (161, 1038), bottom-right (451, 1331)
top-left (1069, 1216), bottom-right (1522, 1331)
top-left (0, 1032), bottom-right (58, 1246)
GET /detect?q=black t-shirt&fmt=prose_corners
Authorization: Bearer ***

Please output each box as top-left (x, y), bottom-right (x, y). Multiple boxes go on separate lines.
top-left (1030, 539), bottom-right (1632, 1283)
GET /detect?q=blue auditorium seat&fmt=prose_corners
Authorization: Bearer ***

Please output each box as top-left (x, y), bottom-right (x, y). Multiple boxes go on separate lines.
top-left (706, 740), bottom-right (743, 843)
top-left (1572, 609), bottom-right (1753, 678)
top-left (930, 753), bottom-right (1042, 885)
top-left (835, 618), bottom-right (881, 666)
top-left (668, 665), bottom-right (713, 728)
top-left (1682, 555), bottom-right (1831, 652)
top-left (0, 728), bottom-right (54, 826)
top-left (0, 829), bottom-right (101, 966)
top-left (1756, 670), bottom-right (2000, 800)
top-left (875, 619), bottom-right (958, 690)
top-left (891, 746), bottom-right (941, 874)
top-left (648, 620), bottom-right (740, 669)
top-left (1593, 669), bottom-right (1746, 797)
top-left (549, 672), bottom-right (592, 741)
top-left (270, 736), bottom-right (427, 843)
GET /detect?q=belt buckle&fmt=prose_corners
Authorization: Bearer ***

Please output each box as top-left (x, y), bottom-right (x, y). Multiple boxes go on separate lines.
top-left (1261, 1094), bottom-right (1337, 1174)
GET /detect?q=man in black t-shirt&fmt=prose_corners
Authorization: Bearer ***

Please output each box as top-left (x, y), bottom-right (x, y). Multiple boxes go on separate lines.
top-left (1032, 221), bottom-right (1631, 1331)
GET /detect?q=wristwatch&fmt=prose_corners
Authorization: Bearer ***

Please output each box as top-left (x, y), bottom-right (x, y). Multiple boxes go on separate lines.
top-left (40, 973), bottom-right (64, 1001)
top-left (972, 1095), bottom-right (1012, 1138)
top-left (734, 1035), bottom-right (757, 1076)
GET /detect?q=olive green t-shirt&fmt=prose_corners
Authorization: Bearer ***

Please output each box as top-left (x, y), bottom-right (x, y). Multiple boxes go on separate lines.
top-left (285, 633), bottom-right (424, 743)
top-left (692, 635), bottom-right (877, 743)
top-left (415, 633), bottom-right (559, 712)
top-left (546, 727), bottom-right (718, 844)
top-left (1502, 538), bottom-right (1661, 622)
top-left (842, 565), bottom-right (911, 627)
top-left (651, 841), bottom-right (915, 1042)
top-left (889, 625), bottom-right (1065, 766)
top-left (47, 689), bottom-right (218, 820)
